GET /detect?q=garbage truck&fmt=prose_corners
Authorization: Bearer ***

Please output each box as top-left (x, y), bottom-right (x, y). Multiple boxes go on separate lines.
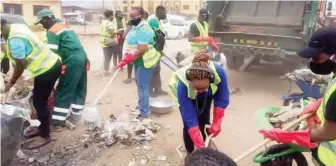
top-left (207, 1), bottom-right (319, 72)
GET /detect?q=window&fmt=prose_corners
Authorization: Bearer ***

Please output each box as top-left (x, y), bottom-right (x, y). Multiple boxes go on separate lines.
top-left (33, 5), bottom-right (49, 16)
top-left (3, 3), bottom-right (23, 15)
top-left (131, 0), bottom-right (134, 3)
top-left (183, 5), bottom-right (189, 10)
top-left (123, 0), bottom-right (127, 4)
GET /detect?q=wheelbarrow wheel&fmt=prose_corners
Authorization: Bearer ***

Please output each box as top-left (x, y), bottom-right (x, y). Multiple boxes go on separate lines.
top-left (260, 144), bottom-right (308, 166)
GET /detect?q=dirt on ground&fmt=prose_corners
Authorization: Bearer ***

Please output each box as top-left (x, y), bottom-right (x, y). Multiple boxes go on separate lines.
top-left (10, 37), bottom-right (311, 166)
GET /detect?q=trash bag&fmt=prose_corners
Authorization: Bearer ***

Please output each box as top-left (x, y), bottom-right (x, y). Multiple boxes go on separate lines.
top-left (1, 104), bottom-right (31, 166)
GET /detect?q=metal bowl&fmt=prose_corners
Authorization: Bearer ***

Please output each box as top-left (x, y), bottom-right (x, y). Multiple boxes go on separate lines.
top-left (150, 98), bottom-right (174, 115)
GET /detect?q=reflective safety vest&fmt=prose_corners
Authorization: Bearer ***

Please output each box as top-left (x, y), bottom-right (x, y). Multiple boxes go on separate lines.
top-left (316, 76), bottom-right (336, 166)
top-left (190, 20), bottom-right (209, 53)
top-left (124, 23), bottom-right (161, 69)
top-left (6, 24), bottom-right (59, 78)
top-left (168, 62), bottom-right (221, 106)
top-left (113, 18), bottom-right (126, 33)
top-left (100, 20), bottom-right (112, 48)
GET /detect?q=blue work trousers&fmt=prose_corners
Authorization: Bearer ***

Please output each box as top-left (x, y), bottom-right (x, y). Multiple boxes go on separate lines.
top-left (135, 65), bottom-right (155, 117)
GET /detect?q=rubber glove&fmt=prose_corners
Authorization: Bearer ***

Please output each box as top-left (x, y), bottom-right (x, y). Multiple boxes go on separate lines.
top-left (86, 60), bottom-right (90, 71)
top-left (117, 52), bottom-right (135, 68)
top-left (188, 126), bottom-right (205, 148)
top-left (194, 36), bottom-right (214, 43)
top-left (298, 99), bottom-right (322, 127)
top-left (208, 107), bottom-right (225, 137)
top-left (209, 41), bottom-right (219, 52)
top-left (259, 128), bottom-right (317, 149)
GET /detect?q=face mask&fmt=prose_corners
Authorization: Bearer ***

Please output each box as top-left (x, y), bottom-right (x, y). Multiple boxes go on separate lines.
top-left (161, 14), bottom-right (167, 20)
top-left (130, 17), bottom-right (141, 26)
top-left (309, 59), bottom-right (336, 75)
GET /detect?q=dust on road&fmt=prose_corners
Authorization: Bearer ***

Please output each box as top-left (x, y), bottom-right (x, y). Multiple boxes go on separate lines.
top-left (13, 37), bottom-right (303, 166)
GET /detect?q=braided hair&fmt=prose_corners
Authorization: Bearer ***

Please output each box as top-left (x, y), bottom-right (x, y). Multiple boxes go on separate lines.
top-left (188, 50), bottom-right (211, 80)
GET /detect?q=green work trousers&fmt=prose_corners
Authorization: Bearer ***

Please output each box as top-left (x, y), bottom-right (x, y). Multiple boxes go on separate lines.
top-left (52, 55), bottom-right (88, 126)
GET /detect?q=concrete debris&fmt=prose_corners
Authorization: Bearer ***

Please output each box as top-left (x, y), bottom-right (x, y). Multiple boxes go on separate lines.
top-left (140, 159), bottom-right (147, 165)
top-left (36, 155), bottom-right (50, 163)
top-left (142, 145), bottom-right (151, 151)
top-left (157, 155), bottom-right (168, 161)
top-left (100, 113), bottom-right (161, 147)
top-left (16, 150), bottom-right (27, 159)
top-left (28, 157), bottom-right (34, 163)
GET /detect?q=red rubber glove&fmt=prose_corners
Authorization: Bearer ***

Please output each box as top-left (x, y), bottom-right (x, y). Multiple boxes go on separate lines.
top-left (208, 107), bottom-right (225, 137)
top-left (194, 36), bottom-right (214, 43)
top-left (117, 52), bottom-right (135, 68)
top-left (188, 126), bottom-right (205, 148)
top-left (209, 41), bottom-right (219, 52)
top-left (259, 128), bottom-right (317, 148)
top-left (298, 99), bottom-right (322, 128)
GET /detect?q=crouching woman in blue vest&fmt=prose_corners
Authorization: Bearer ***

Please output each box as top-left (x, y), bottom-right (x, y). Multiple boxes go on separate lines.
top-left (169, 50), bottom-right (230, 153)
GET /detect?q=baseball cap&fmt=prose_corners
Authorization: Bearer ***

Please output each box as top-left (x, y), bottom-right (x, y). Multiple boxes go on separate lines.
top-left (34, 9), bottom-right (54, 25)
top-left (298, 27), bottom-right (336, 58)
top-left (199, 8), bottom-right (209, 16)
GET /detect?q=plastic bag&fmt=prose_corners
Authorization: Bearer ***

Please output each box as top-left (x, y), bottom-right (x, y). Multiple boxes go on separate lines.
top-left (1, 104), bottom-right (32, 166)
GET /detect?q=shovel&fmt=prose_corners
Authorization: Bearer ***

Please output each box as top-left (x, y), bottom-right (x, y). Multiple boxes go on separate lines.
top-left (83, 68), bottom-right (120, 129)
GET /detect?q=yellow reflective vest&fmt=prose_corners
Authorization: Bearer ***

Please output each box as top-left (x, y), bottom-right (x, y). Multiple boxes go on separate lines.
top-left (190, 20), bottom-right (209, 53)
top-left (168, 62), bottom-right (221, 106)
top-left (100, 19), bottom-right (126, 48)
top-left (316, 76), bottom-right (336, 166)
top-left (124, 23), bottom-right (160, 69)
top-left (6, 24), bottom-right (59, 78)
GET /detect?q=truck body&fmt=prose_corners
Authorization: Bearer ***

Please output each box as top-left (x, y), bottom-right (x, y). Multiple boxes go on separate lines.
top-left (207, 1), bottom-right (318, 71)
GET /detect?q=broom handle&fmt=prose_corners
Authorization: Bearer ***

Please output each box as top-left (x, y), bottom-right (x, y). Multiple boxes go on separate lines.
top-left (93, 68), bottom-right (120, 105)
top-left (233, 113), bottom-right (313, 163)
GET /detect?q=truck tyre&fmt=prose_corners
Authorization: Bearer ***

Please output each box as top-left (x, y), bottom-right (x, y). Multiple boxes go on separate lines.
top-left (224, 49), bottom-right (244, 70)
top-left (260, 144), bottom-right (308, 166)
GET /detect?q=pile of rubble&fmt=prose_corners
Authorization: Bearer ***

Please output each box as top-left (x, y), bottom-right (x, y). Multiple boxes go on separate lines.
top-left (98, 111), bottom-right (161, 147)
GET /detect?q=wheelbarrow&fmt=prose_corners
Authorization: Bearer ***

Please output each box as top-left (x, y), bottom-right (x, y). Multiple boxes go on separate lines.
top-left (251, 102), bottom-right (312, 166)
top-left (281, 79), bottom-right (326, 106)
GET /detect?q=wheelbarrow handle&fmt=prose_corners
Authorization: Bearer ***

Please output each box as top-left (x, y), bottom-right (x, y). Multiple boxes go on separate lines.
top-left (233, 113), bottom-right (313, 163)
top-left (204, 124), bottom-right (214, 147)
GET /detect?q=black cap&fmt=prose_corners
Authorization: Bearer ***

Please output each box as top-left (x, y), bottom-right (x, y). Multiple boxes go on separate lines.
top-left (199, 8), bottom-right (209, 16)
top-left (298, 27), bottom-right (336, 58)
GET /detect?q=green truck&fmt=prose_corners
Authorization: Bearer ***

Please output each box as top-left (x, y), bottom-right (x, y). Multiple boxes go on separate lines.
top-left (207, 1), bottom-right (319, 72)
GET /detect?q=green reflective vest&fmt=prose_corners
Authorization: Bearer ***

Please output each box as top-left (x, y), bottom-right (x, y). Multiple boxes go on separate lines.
top-left (6, 24), bottom-right (59, 78)
top-left (125, 24), bottom-right (160, 69)
top-left (316, 76), bottom-right (336, 166)
top-left (168, 62), bottom-right (221, 106)
top-left (0, 51), bottom-right (5, 61)
top-left (190, 20), bottom-right (209, 53)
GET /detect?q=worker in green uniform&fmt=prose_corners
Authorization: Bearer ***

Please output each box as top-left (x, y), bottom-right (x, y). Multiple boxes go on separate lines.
top-left (189, 9), bottom-right (216, 54)
top-left (147, 6), bottom-right (168, 97)
top-left (1, 19), bottom-right (61, 149)
top-left (35, 9), bottom-right (89, 128)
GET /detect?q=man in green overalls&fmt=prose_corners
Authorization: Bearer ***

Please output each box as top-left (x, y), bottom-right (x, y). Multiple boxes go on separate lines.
top-left (148, 6), bottom-right (168, 97)
top-left (35, 9), bottom-right (89, 128)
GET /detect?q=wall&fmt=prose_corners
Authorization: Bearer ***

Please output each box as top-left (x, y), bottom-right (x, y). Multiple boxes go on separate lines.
top-left (1, 0), bottom-right (61, 25)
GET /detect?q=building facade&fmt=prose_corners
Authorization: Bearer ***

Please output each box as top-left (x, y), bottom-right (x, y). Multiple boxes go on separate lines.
top-left (1, 0), bottom-right (61, 25)
top-left (118, 0), bottom-right (204, 17)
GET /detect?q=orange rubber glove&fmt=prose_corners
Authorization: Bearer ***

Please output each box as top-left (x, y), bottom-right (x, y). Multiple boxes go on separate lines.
top-left (299, 99), bottom-right (322, 128)
top-left (208, 107), bottom-right (225, 137)
top-left (259, 128), bottom-right (317, 149)
top-left (117, 52), bottom-right (135, 68)
top-left (188, 126), bottom-right (205, 148)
